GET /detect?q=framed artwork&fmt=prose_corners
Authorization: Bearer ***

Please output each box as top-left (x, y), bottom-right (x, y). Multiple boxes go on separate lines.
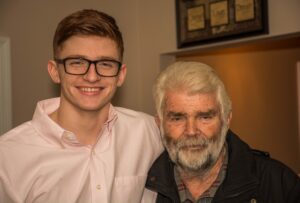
top-left (176, 0), bottom-right (268, 48)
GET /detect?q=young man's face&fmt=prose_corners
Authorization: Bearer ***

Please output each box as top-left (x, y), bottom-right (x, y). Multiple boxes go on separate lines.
top-left (161, 90), bottom-right (229, 173)
top-left (48, 35), bottom-right (126, 113)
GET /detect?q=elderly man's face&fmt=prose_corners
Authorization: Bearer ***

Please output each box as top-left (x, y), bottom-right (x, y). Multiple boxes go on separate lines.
top-left (162, 90), bottom-right (228, 172)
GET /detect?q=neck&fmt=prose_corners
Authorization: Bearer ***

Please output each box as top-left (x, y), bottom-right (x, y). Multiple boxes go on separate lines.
top-left (177, 147), bottom-right (225, 200)
top-left (49, 102), bottom-right (110, 146)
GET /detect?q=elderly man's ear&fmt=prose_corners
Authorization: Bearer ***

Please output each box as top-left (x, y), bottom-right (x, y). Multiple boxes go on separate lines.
top-left (227, 112), bottom-right (232, 126)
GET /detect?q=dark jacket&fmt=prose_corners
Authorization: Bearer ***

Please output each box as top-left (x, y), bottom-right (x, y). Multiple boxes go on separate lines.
top-left (145, 130), bottom-right (300, 203)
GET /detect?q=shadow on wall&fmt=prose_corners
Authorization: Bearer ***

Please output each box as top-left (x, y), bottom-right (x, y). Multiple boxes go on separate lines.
top-left (111, 88), bottom-right (125, 107)
top-left (51, 84), bottom-right (60, 97)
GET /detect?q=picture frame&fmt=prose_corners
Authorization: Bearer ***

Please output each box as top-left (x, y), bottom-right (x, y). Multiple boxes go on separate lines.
top-left (176, 0), bottom-right (268, 48)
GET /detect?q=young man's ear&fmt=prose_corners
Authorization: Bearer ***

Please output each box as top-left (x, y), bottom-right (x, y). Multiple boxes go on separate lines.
top-left (117, 64), bottom-right (127, 87)
top-left (47, 60), bottom-right (61, 84)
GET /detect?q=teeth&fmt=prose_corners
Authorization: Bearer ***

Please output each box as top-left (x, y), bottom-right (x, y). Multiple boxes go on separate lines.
top-left (80, 87), bottom-right (99, 92)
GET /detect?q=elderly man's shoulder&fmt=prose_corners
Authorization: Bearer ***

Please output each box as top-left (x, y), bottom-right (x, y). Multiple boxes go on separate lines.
top-left (252, 149), bottom-right (299, 180)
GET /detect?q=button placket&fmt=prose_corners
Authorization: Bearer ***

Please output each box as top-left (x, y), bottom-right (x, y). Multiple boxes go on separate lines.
top-left (90, 152), bottom-right (108, 203)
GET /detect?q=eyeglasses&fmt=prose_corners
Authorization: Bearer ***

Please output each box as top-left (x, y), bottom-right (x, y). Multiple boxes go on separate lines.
top-left (55, 57), bottom-right (122, 77)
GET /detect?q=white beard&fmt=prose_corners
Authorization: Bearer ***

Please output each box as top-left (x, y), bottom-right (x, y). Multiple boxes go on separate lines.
top-left (162, 124), bottom-right (228, 175)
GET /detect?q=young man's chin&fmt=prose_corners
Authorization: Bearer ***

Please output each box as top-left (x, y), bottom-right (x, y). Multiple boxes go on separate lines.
top-left (78, 102), bottom-right (109, 112)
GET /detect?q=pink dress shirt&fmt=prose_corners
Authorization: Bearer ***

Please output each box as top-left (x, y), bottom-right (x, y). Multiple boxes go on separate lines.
top-left (0, 98), bottom-right (163, 203)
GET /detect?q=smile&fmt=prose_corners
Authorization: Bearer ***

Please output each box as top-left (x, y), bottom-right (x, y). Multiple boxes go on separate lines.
top-left (79, 87), bottom-right (102, 92)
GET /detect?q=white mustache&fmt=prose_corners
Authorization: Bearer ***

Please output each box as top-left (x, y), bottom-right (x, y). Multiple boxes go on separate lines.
top-left (175, 136), bottom-right (210, 149)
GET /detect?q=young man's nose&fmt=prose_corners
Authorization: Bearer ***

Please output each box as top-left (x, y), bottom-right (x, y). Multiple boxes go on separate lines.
top-left (83, 63), bottom-right (100, 81)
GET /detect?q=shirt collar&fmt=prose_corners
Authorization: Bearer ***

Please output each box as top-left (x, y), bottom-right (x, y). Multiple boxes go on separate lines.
top-left (31, 97), bottom-right (118, 149)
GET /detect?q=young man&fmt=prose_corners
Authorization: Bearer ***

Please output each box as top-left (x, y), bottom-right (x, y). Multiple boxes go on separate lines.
top-left (0, 9), bottom-right (162, 203)
top-left (143, 61), bottom-right (300, 202)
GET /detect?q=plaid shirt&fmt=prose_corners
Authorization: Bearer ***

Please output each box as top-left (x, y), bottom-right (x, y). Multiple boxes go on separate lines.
top-left (174, 146), bottom-right (228, 203)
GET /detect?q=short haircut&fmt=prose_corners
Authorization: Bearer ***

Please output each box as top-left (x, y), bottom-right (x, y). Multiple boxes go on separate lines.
top-left (53, 9), bottom-right (124, 60)
top-left (153, 61), bottom-right (232, 122)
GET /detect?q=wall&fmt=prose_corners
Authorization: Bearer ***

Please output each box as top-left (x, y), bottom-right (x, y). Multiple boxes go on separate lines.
top-left (177, 41), bottom-right (300, 172)
top-left (164, 0), bottom-right (300, 56)
top-left (0, 0), bottom-right (141, 127)
top-left (132, 0), bottom-right (300, 117)
top-left (0, 0), bottom-right (176, 127)
top-left (159, 0), bottom-right (300, 172)
top-left (161, 0), bottom-right (300, 173)
top-left (1, 0), bottom-right (300, 125)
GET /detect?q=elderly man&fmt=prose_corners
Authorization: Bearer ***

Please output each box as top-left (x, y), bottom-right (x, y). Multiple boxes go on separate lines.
top-left (143, 61), bottom-right (300, 203)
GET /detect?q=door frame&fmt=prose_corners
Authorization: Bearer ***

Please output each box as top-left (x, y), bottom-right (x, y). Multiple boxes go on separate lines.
top-left (0, 37), bottom-right (12, 134)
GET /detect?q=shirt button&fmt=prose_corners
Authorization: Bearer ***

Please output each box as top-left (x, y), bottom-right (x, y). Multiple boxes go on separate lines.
top-left (62, 132), bottom-right (77, 142)
top-left (96, 184), bottom-right (101, 190)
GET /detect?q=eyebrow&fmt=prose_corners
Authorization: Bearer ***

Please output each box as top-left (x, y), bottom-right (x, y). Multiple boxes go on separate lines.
top-left (62, 55), bottom-right (120, 61)
top-left (166, 112), bottom-right (185, 117)
top-left (197, 109), bottom-right (218, 117)
top-left (166, 109), bottom-right (218, 117)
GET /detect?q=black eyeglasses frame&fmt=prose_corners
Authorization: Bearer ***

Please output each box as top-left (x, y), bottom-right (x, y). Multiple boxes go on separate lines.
top-left (55, 57), bottom-right (122, 77)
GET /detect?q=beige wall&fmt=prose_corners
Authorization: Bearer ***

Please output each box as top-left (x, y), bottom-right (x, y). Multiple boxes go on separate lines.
top-left (0, 0), bottom-right (176, 126)
top-left (0, 0), bottom-right (116, 126)
top-left (1, 0), bottom-right (300, 124)
top-left (164, 0), bottom-right (300, 173)
top-left (177, 42), bottom-right (300, 172)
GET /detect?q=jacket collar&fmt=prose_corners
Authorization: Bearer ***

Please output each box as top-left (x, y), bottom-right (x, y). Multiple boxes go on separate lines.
top-left (146, 150), bottom-right (180, 202)
top-left (213, 130), bottom-right (259, 201)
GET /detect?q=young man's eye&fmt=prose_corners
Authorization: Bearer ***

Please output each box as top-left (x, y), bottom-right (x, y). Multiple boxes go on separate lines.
top-left (71, 61), bottom-right (82, 65)
top-left (98, 61), bottom-right (114, 68)
top-left (68, 59), bottom-right (85, 66)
